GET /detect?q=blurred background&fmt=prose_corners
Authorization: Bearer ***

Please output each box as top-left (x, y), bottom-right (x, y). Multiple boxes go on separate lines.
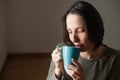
top-left (0, 0), bottom-right (120, 80)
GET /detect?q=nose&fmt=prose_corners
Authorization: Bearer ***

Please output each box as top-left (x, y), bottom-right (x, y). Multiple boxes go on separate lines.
top-left (72, 33), bottom-right (80, 42)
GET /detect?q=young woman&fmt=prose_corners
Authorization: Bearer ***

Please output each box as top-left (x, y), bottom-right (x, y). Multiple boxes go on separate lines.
top-left (47, 1), bottom-right (120, 80)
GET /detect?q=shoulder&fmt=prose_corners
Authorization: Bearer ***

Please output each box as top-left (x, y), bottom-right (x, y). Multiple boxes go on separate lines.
top-left (105, 46), bottom-right (120, 66)
top-left (102, 45), bottom-right (120, 66)
top-left (104, 45), bottom-right (120, 57)
top-left (105, 47), bottom-right (120, 79)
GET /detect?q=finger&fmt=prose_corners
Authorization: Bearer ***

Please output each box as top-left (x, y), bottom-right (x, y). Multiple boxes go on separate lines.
top-left (56, 55), bottom-right (63, 61)
top-left (72, 74), bottom-right (82, 80)
top-left (67, 64), bottom-right (76, 70)
top-left (67, 64), bottom-right (81, 74)
top-left (52, 51), bottom-right (62, 61)
top-left (52, 47), bottom-right (62, 55)
top-left (66, 69), bottom-right (81, 80)
top-left (72, 59), bottom-right (82, 70)
top-left (57, 47), bottom-right (61, 52)
top-left (51, 50), bottom-right (56, 57)
top-left (66, 69), bottom-right (74, 79)
top-left (56, 47), bottom-right (62, 53)
top-left (55, 52), bottom-right (62, 59)
top-left (52, 49), bottom-right (58, 54)
top-left (51, 49), bottom-right (62, 57)
top-left (66, 69), bottom-right (83, 80)
top-left (52, 54), bottom-right (62, 62)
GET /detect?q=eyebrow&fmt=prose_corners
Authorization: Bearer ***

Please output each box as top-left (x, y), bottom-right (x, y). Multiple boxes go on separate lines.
top-left (76, 26), bottom-right (83, 29)
top-left (67, 26), bottom-right (83, 30)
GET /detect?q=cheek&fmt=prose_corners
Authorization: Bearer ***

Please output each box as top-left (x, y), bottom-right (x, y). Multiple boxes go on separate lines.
top-left (81, 37), bottom-right (87, 44)
top-left (78, 34), bottom-right (87, 43)
top-left (81, 35), bottom-right (92, 47)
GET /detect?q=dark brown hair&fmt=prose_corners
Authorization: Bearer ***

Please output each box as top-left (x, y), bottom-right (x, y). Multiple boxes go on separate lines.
top-left (62, 1), bottom-right (104, 49)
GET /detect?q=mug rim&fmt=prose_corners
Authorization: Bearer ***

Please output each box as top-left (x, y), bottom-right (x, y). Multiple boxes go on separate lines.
top-left (62, 46), bottom-right (80, 49)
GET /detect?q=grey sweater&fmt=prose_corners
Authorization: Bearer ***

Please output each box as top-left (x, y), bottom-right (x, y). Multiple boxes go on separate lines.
top-left (46, 46), bottom-right (120, 80)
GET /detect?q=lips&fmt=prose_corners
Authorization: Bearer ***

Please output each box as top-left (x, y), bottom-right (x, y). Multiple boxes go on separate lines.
top-left (75, 45), bottom-right (81, 48)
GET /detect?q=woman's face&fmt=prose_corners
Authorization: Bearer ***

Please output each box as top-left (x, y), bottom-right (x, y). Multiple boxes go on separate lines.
top-left (66, 13), bottom-right (94, 52)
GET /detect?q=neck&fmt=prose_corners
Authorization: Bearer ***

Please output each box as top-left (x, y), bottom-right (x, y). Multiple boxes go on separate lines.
top-left (80, 45), bottom-right (106, 60)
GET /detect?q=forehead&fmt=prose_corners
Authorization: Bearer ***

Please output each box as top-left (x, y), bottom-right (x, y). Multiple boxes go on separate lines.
top-left (66, 13), bottom-right (85, 29)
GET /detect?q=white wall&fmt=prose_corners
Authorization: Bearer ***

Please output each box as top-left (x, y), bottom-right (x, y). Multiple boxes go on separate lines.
top-left (0, 0), bottom-right (7, 72)
top-left (7, 0), bottom-right (120, 53)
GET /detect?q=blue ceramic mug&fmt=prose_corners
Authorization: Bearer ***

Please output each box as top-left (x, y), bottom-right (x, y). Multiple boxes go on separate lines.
top-left (62, 46), bottom-right (80, 69)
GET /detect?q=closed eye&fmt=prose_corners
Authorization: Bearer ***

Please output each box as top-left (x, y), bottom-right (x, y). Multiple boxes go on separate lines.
top-left (76, 28), bottom-right (85, 33)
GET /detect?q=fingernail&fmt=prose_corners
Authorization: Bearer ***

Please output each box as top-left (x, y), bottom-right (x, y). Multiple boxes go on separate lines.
top-left (71, 58), bottom-right (74, 61)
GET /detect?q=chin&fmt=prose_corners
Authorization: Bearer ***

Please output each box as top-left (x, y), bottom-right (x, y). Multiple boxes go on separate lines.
top-left (80, 50), bottom-right (86, 52)
top-left (80, 47), bottom-right (86, 52)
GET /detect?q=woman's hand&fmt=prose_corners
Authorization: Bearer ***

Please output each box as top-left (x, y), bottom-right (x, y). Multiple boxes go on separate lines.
top-left (51, 47), bottom-right (63, 78)
top-left (66, 59), bottom-right (84, 80)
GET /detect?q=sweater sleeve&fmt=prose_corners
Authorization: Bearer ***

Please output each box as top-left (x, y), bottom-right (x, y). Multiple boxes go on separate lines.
top-left (46, 42), bottom-right (65, 80)
top-left (46, 60), bottom-right (60, 80)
